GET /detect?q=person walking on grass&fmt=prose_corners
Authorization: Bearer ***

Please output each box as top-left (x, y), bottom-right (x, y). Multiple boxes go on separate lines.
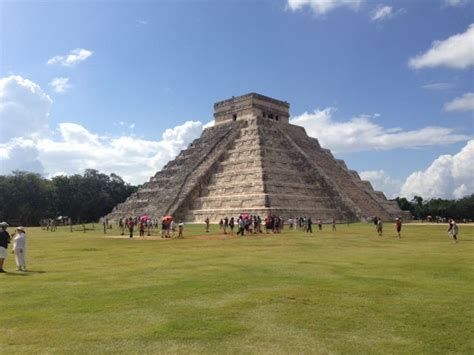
top-left (119, 217), bottom-right (125, 235)
top-left (448, 220), bottom-right (458, 243)
top-left (332, 218), bottom-right (336, 232)
top-left (229, 217), bottom-right (235, 235)
top-left (12, 226), bottom-right (27, 272)
top-left (395, 218), bottom-right (402, 239)
top-left (376, 218), bottom-right (383, 237)
top-left (307, 217), bottom-right (313, 233)
top-left (224, 216), bottom-right (229, 234)
top-left (238, 217), bottom-right (245, 236)
top-left (170, 220), bottom-right (176, 238)
top-left (178, 223), bottom-right (184, 239)
top-left (318, 219), bottom-right (322, 231)
top-left (0, 222), bottom-right (11, 273)
top-left (128, 217), bottom-right (135, 238)
top-left (205, 217), bottom-right (210, 233)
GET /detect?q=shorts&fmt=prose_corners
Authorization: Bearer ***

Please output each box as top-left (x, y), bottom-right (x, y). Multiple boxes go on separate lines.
top-left (0, 247), bottom-right (7, 259)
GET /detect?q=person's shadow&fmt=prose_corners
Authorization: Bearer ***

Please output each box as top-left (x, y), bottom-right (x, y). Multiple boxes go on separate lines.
top-left (3, 270), bottom-right (46, 276)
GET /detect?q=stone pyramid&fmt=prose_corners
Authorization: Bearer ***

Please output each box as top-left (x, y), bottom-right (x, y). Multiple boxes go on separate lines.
top-left (106, 93), bottom-right (404, 222)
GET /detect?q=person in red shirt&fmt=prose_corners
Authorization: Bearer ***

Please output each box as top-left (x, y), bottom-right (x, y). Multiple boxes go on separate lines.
top-left (395, 218), bottom-right (402, 239)
top-left (128, 217), bottom-right (135, 238)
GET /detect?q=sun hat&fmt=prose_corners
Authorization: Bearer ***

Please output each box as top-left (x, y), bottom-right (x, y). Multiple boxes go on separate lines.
top-left (0, 221), bottom-right (8, 227)
top-left (16, 226), bottom-right (25, 232)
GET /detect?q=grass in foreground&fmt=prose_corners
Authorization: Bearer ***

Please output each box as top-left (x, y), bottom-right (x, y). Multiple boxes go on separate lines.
top-left (1, 223), bottom-right (473, 354)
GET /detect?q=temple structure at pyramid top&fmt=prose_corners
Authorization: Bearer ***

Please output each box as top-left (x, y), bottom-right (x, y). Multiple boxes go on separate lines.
top-left (214, 93), bottom-right (290, 124)
top-left (106, 93), bottom-right (408, 223)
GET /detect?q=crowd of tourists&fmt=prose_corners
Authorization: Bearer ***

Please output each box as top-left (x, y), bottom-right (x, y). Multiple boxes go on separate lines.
top-left (209, 215), bottom-right (343, 235)
top-left (117, 216), bottom-right (184, 239)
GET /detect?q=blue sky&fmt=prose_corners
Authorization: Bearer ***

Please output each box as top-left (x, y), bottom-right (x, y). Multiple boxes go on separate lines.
top-left (0, 0), bottom-right (473, 199)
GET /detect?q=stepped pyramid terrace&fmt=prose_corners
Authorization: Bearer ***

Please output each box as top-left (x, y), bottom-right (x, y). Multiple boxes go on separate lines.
top-left (106, 93), bottom-right (406, 222)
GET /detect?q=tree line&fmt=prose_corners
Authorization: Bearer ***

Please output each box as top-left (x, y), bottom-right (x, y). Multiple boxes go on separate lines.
top-left (0, 170), bottom-right (138, 226)
top-left (394, 195), bottom-right (474, 221)
top-left (0, 169), bottom-right (472, 225)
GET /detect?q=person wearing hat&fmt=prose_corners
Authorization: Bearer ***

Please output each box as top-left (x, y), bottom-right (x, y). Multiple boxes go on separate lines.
top-left (0, 222), bottom-right (11, 273)
top-left (12, 226), bottom-right (27, 271)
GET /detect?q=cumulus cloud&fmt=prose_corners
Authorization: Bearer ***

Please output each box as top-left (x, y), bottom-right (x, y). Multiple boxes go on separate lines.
top-left (444, 92), bottom-right (474, 112)
top-left (290, 108), bottom-right (470, 153)
top-left (49, 77), bottom-right (71, 93)
top-left (408, 24), bottom-right (474, 69)
top-left (0, 138), bottom-right (44, 174)
top-left (47, 48), bottom-right (93, 67)
top-left (0, 120), bottom-right (204, 185)
top-left (35, 120), bottom-right (203, 184)
top-left (359, 170), bottom-right (402, 198)
top-left (287, 0), bottom-right (363, 15)
top-left (0, 75), bottom-right (205, 184)
top-left (400, 140), bottom-right (474, 199)
top-left (370, 5), bottom-right (393, 22)
top-left (0, 76), bottom-right (52, 142)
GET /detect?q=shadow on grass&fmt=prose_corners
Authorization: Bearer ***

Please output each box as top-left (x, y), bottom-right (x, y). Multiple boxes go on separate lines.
top-left (2, 270), bottom-right (46, 276)
top-left (3, 271), bottom-right (30, 276)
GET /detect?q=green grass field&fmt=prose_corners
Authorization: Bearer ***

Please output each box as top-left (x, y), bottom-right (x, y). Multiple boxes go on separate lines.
top-left (1, 223), bottom-right (473, 354)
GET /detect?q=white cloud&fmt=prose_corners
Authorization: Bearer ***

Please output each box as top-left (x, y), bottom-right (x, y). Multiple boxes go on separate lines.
top-left (444, 92), bottom-right (474, 112)
top-left (408, 24), bottom-right (474, 69)
top-left (370, 5), bottom-right (392, 22)
top-left (35, 120), bottom-right (203, 184)
top-left (202, 120), bottom-right (215, 129)
top-left (400, 140), bottom-right (474, 199)
top-left (0, 76), bottom-right (52, 143)
top-left (287, 0), bottom-right (364, 15)
top-left (422, 82), bottom-right (454, 91)
top-left (0, 117), bottom-right (203, 184)
top-left (47, 48), bottom-right (93, 67)
top-left (290, 108), bottom-right (470, 153)
top-left (359, 170), bottom-right (402, 198)
top-left (0, 138), bottom-right (44, 174)
top-left (137, 19), bottom-right (148, 25)
top-left (0, 75), bottom-right (205, 184)
top-left (49, 77), bottom-right (71, 93)
top-left (444, 0), bottom-right (469, 7)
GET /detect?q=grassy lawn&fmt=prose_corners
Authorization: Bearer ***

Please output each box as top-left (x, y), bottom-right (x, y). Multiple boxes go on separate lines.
top-left (1, 222), bottom-right (473, 354)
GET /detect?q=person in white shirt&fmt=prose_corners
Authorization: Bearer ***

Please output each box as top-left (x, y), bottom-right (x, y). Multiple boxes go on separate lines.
top-left (12, 226), bottom-right (27, 272)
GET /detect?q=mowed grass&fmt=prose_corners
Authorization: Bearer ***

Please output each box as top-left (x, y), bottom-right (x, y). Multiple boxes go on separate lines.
top-left (1, 223), bottom-right (473, 354)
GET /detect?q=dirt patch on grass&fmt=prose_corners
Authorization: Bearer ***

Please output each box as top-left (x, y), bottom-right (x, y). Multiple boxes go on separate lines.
top-left (104, 235), bottom-right (167, 240)
top-left (104, 233), bottom-right (272, 241)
